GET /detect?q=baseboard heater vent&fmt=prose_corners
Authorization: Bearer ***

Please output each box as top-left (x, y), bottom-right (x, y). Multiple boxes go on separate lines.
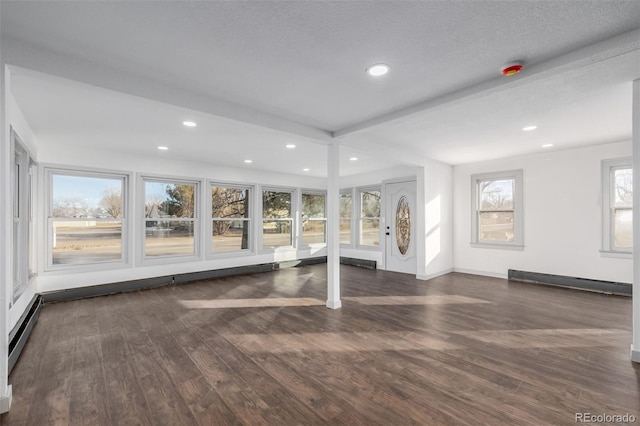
top-left (508, 269), bottom-right (631, 296)
top-left (9, 295), bottom-right (43, 373)
top-left (42, 257), bottom-right (377, 303)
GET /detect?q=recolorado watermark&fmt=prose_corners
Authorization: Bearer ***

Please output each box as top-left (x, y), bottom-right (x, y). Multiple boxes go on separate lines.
top-left (575, 413), bottom-right (637, 423)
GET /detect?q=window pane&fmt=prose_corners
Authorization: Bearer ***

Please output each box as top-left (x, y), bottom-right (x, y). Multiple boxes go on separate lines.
top-left (212, 219), bottom-right (250, 253)
top-left (340, 219), bottom-right (351, 244)
top-left (340, 193), bottom-right (352, 218)
top-left (361, 191), bottom-right (380, 218)
top-left (478, 212), bottom-right (514, 242)
top-left (263, 219), bottom-right (292, 247)
top-left (212, 187), bottom-right (249, 218)
top-left (53, 220), bottom-right (122, 264)
top-left (303, 219), bottom-right (326, 245)
top-left (262, 191), bottom-right (291, 218)
top-left (614, 209), bottom-right (632, 249)
top-left (53, 174), bottom-right (123, 218)
top-left (302, 194), bottom-right (325, 218)
top-left (614, 168), bottom-right (633, 208)
top-left (480, 179), bottom-right (513, 211)
top-left (145, 220), bottom-right (194, 256)
top-left (360, 219), bottom-right (379, 246)
top-left (145, 181), bottom-right (195, 219)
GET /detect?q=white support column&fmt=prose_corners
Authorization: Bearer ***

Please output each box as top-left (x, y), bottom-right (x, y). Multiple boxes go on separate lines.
top-left (0, 60), bottom-right (14, 411)
top-left (326, 142), bottom-right (341, 309)
top-left (632, 78), bottom-right (640, 363)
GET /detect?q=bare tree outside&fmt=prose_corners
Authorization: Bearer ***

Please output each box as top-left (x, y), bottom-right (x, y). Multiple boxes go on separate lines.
top-left (99, 187), bottom-right (122, 218)
top-left (478, 179), bottom-right (514, 241)
top-left (212, 187), bottom-right (250, 251)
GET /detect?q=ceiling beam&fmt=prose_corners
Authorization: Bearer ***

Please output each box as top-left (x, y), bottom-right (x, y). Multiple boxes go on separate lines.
top-left (334, 28), bottom-right (640, 139)
top-left (2, 36), bottom-right (334, 144)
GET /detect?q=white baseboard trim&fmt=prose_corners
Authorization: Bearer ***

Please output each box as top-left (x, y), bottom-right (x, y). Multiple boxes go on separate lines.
top-left (416, 268), bottom-right (454, 281)
top-left (326, 299), bottom-right (342, 310)
top-left (631, 345), bottom-right (640, 363)
top-left (0, 385), bottom-right (12, 414)
top-left (452, 268), bottom-right (508, 280)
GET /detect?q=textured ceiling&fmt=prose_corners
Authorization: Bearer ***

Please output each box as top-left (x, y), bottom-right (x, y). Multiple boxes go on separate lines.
top-left (2, 1), bottom-right (640, 173)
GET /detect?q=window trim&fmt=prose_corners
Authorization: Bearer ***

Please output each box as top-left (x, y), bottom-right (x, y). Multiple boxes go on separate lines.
top-left (470, 169), bottom-right (524, 250)
top-left (207, 181), bottom-right (255, 258)
top-left (601, 157), bottom-right (632, 257)
top-left (44, 165), bottom-right (132, 272)
top-left (356, 186), bottom-right (382, 250)
top-left (138, 174), bottom-right (203, 264)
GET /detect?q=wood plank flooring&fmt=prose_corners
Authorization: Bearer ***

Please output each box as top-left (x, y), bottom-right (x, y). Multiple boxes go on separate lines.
top-left (2, 265), bottom-right (639, 425)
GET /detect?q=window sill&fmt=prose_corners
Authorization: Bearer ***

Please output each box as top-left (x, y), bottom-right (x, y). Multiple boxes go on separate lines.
top-left (599, 250), bottom-right (632, 259)
top-left (44, 260), bottom-right (131, 275)
top-left (355, 245), bottom-right (382, 251)
top-left (470, 242), bottom-right (524, 251)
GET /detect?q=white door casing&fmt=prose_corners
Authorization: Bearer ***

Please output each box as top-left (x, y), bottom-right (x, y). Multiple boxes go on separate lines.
top-left (384, 180), bottom-right (416, 274)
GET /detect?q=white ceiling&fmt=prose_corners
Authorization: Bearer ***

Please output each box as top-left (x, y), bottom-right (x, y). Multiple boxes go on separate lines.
top-left (2, 1), bottom-right (639, 175)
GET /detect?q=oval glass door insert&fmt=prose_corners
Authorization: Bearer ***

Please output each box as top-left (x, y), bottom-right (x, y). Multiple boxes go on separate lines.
top-left (396, 196), bottom-right (411, 255)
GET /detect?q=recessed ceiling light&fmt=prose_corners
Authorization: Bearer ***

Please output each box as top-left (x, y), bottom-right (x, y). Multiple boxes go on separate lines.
top-left (183, 121), bottom-right (197, 127)
top-left (350, 157), bottom-right (358, 161)
top-left (157, 146), bottom-right (169, 150)
top-left (366, 64), bottom-right (390, 77)
top-left (286, 144), bottom-right (296, 149)
top-left (542, 143), bottom-right (554, 148)
top-left (522, 125), bottom-right (537, 131)
top-left (244, 159), bottom-right (253, 163)
top-left (303, 168), bottom-right (310, 172)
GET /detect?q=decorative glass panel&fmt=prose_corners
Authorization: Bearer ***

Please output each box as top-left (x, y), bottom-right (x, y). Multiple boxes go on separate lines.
top-left (395, 196), bottom-right (411, 255)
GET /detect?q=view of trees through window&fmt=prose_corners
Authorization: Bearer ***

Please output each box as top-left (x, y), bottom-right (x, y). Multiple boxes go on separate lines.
top-left (302, 193), bottom-right (326, 245)
top-left (613, 167), bottom-right (632, 250)
top-left (360, 190), bottom-right (380, 246)
top-left (212, 186), bottom-right (250, 253)
top-left (51, 174), bottom-right (124, 265)
top-left (478, 179), bottom-right (514, 242)
top-left (144, 181), bottom-right (196, 257)
top-left (339, 192), bottom-right (352, 244)
top-left (262, 190), bottom-right (292, 248)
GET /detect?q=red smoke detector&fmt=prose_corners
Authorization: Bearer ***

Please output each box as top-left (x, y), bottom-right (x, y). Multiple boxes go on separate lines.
top-left (501, 63), bottom-right (523, 76)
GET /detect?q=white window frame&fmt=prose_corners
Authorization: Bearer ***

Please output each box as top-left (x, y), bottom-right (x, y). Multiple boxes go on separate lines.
top-left (300, 190), bottom-right (327, 248)
top-left (207, 181), bottom-right (254, 258)
top-left (356, 186), bottom-right (382, 250)
top-left (259, 186), bottom-right (297, 252)
top-left (11, 128), bottom-right (37, 302)
top-left (601, 158), bottom-right (632, 257)
top-left (471, 170), bottom-right (524, 250)
top-left (139, 175), bottom-right (202, 264)
top-left (45, 165), bottom-right (131, 272)
top-left (339, 188), bottom-right (355, 248)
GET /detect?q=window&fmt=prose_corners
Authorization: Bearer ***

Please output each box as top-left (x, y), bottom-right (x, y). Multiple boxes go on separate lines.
top-left (12, 130), bottom-right (35, 301)
top-left (262, 189), bottom-right (293, 249)
top-left (602, 158), bottom-right (632, 254)
top-left (471, 170), bottom-right (523, 249)
top-left (48, 170), bottom-right (127, 267)
top-left (302, 192), bottom-right (326, 245)
top-left (359, 188), bottom-right (380, 247)
top-left (144, 179), bottom-right (197, 258)
top-left (211, 185), bottom-right (251, 254)
top-left (339, 191), bottom-right (352, 245)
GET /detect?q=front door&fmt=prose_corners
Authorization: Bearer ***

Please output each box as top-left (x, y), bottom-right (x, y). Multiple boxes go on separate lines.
top-left (384, 180), bottom-right (416, 274)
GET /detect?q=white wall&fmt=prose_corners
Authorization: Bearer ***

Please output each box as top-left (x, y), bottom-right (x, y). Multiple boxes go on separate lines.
top-left (419, 159), bottom-right (454, 279)
top-left (453, 141), bottom-right (632, 283)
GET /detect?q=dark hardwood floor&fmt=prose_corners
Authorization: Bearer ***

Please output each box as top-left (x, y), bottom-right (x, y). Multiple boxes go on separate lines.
top-left (2, 264), bottom-right (639, 425)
